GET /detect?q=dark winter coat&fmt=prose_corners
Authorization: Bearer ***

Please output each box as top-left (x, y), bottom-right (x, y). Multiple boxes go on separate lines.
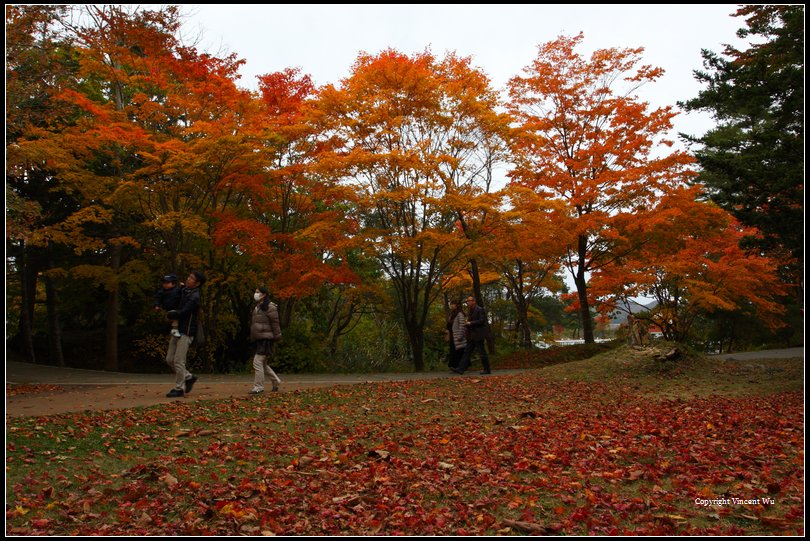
top-left (465, 305), bottom-right (489, 342)
top-left (154, 285), bottom-right (182, 311)
top-left (167, 287), bottom-right (201, 337)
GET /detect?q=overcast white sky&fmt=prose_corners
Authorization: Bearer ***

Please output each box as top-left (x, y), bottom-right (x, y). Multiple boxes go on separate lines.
top-left (181, 4), bottom-right (748, 141)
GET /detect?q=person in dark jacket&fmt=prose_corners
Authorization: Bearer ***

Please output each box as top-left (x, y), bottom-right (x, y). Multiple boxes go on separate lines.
top-left (453, 296), bottom-right (492, 375)
top-left (164, 271), bottom-right (206, 398)
top-left (249, 286), bottom-right (282, 394)
top-left (153, 274), bottom-right (183, 337)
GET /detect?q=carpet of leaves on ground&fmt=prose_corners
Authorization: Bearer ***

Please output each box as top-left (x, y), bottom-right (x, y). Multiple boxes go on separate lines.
top-left (6, 384), bottom-right (65, 397)
top-left (6, 356), bottom-right (803, 536)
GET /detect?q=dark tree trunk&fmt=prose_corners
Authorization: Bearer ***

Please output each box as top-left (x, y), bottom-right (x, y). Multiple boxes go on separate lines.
top-left (104, 242), bottom-right (122, 371)
top-left (45, 282), bottom-right (65, 366)
top-left (517, 311), bottom-right (533, 349)
top-left (45, 241), bottom-right (64, 366)
top-left (278, 298), bottom-right (295, 330)
top-left (574, 234), bottom-right (595, 344)
top-left (17, 241), bottom-right (39, 362)
top-left (469, 258), bottom-right (496, 354)
top-left (405, 324), bottom-right (425, 372)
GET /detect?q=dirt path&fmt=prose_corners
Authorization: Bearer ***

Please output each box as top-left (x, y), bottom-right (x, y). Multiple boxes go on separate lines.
top-left (6, 381), bottom-right (359, 419)
top-left (5, 361), bottom-right (517, 418)
top-left (8, 347), bottom-right (801, 419)
top-left (714, 347), bottom-right (804, 361)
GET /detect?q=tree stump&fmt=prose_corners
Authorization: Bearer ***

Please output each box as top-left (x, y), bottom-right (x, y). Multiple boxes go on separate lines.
top-left (656, 347), bottom-right (681, 361)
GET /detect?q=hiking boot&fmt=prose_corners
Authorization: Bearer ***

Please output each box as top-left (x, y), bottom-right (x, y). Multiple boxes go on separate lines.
top-left (166, 388), bottom-right (184, 398)
top-left (184, 374), bottom-right (198, 394)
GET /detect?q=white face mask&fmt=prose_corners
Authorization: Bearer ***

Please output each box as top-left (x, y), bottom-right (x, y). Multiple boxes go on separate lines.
top-left (254, 292), bottom-right (263, 302)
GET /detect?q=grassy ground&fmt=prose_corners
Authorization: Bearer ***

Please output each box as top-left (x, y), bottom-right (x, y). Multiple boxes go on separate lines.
top-left (538, 342), bottom-right (805, 398)
top-left (6, 343), bottom-right (804, 535)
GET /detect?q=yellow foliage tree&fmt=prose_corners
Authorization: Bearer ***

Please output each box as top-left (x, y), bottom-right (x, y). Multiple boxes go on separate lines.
top-left (313, 49), bottom-right (506, 370)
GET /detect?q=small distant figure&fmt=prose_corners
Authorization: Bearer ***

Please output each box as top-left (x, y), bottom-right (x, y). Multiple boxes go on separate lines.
top-left (453, 296), bottom-right (492, 375)
top-left (154, 274), bottom-right (182, 337)
top-left (446, 299), bottom-right (467, 370)
top-left (249, 286), bottom-right (282, 395)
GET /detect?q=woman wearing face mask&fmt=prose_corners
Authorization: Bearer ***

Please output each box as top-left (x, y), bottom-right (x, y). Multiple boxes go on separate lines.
top-left (249, 286), bottom-right (283, 394)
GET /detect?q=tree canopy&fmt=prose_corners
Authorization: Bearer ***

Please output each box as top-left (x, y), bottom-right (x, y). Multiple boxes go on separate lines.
top-left (681, 5), bottom-right (804, 289)
top-left (6, 6), bottom-right (798, 373)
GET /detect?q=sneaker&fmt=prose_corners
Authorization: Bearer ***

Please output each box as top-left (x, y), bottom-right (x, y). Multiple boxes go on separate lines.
top-left (271, 381), bottom-right (280, 392)
top-left (451, 368), bottom-right (464, 375)
top-left (171, 329), bottom-right (181, 337)
top-left (480, 370), bottom-right (492, 375)
top-left (184, 374), bottom-right (198, 394)
top-left (166, 388), bottom-right (184, 398)
top-left (249, 388), bottom-right (264, 395)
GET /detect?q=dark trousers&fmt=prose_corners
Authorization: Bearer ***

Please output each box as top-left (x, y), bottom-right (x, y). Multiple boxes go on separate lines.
top-left (448, 344), bottom-right (464, 368)
top-left (457, 339), bottom-right (490, 373)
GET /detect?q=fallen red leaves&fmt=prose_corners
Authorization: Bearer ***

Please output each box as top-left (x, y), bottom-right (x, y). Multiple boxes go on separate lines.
top-left (6, 384), bottom-right (64, 397)
top-left (5, 374), bottom-right (804, 536)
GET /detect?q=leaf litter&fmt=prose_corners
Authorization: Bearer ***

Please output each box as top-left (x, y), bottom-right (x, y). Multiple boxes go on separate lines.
top-left (5, 358), bottom-right (804, 536)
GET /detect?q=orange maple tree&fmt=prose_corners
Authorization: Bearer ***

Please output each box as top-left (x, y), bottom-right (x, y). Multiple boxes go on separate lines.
top-left (478, 185), bottom-right (571, 347)
top-left (589, 186), bottom-right (787, 341)
top-left (212, 67), bottom-right (361, 331)
top-left (507, 33), bottom-right (697, 343)
top-left (6, 5), bottom-right (75, 365)
top-left (10, 6), bottom-right (194, 369)
top-left (13, 6), bottom-right (261, 369)
top-left (312, 49), bottom-right (505, 370)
